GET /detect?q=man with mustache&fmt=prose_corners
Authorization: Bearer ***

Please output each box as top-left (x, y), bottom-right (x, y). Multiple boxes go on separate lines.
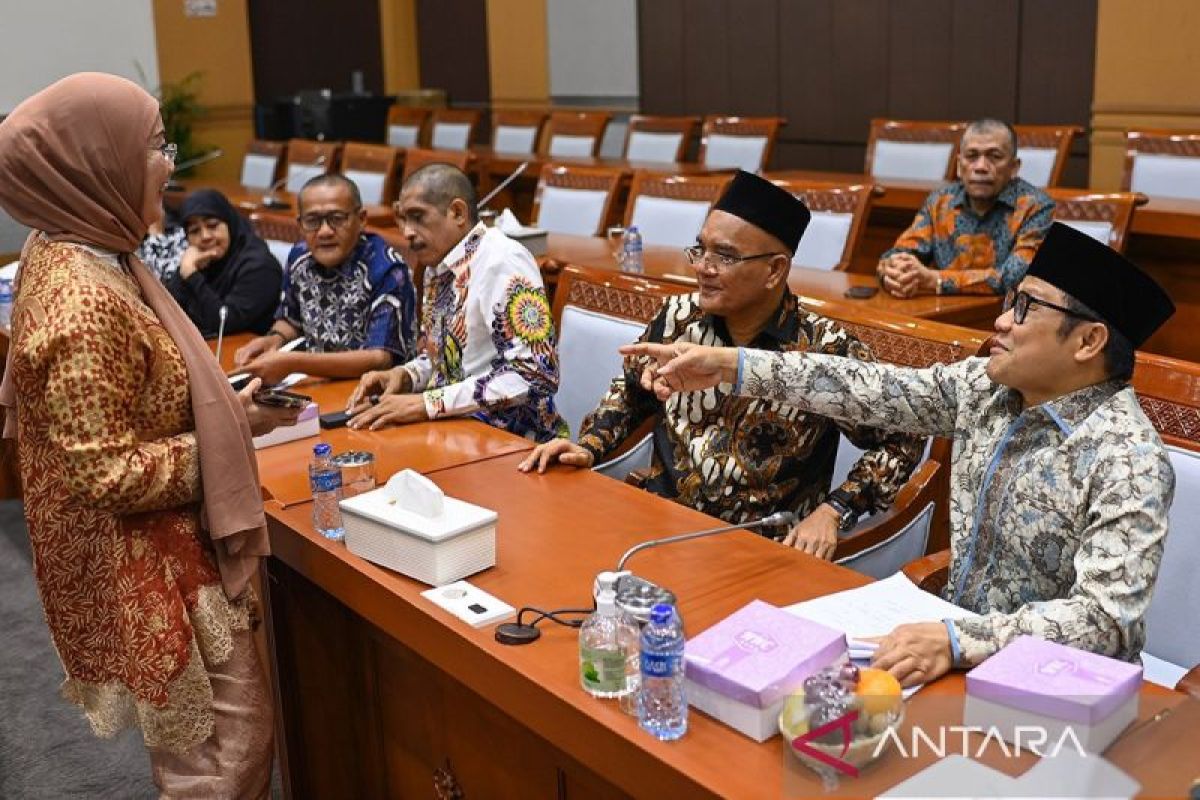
top-left (520, 170), bottom-right (923, 558)
top-left (878, 118), bottom-right (1054, 298)
top-left (346, 164), bottom-right (564, 442)
top-left (626, 222), bottom-right (1176, 687)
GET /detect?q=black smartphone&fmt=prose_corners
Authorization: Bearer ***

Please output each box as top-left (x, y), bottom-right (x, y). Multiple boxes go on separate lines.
top-left (228, 373), bottom-right (253, 392)
top-left (319, 410), bottom-right (352, 429)
top-left (252, 388), bottom-right (312, 409)
top-left (844, 285), bottom-right (879, 299)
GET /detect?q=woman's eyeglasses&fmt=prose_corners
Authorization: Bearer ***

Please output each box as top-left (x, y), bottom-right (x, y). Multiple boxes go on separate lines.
top-left (152, 142), bottom-right (178, 162)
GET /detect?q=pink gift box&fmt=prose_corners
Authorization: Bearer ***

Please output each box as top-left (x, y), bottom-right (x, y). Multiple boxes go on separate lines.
top-left (966, 636), bottom-right (1142, 724)
top-left (684, 599), bottom-right (846, 709)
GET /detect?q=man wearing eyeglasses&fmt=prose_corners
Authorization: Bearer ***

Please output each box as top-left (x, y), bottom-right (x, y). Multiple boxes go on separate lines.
top-left (877, 118), bottom-right (1054, 298)
top-left (623, 222), bottom-right (1176, 687)
top-left (519, 170), bottom-right (924, 559)
top-left (233, 174), bottom-right (416, 382)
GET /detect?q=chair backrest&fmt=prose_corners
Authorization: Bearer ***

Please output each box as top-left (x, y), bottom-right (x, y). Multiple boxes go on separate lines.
top-left (1047, 189), bottom-right (1139, 253)
top-left (284, 139), bottom-right (342, 193)
top-left (386, 105), bottom-right (431, 148)
top-left (429, 108), bottom-right (482, 151)
top-left (1122, 129), bottom-right (1200, 200)
top-left (1132, 352), bottom-right (1200, 674)
top-left (491, 109), bottom-right (548, 154)
top-left (699, 115), bottom-right (785, 172)
top-left (865, 119), bottom-right (965, 182)
top-left (624, 171), bottom-right (732, 248)
top-left (250, 211), bottom-right (303, 268)
top-left (532, 164), bottom-right (624, 237)
top-left (1013, 124), bottom-right (1082, 188)
top-left (835, 499), bottom-right (935, 580)
top-left (543, 111), bottom-right (611, 158)
top-left (770, 179), bottom-right (874, 271)
top-left (400, 147), bottom-right (472, 184)
top-left (624, 115), bottom-right (700, 163)
top-left (340, 143), bottom-right (402, 206)
top-left (551, 265), bottom-right (690, 439)
top-left (240, 140), bottom-right (287, 190)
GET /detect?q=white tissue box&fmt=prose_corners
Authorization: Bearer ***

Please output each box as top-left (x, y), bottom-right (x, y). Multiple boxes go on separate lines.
top-left (252, 402), bottom-right (319, 449)
top-left (339, 484), bottom-right (498, 585)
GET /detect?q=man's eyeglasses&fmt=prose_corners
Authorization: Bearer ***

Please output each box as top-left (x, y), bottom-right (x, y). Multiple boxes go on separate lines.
top-left (152, 142), bottom-right (178, 162)
top-left (683, 245), bottom-right (784, 271)
top-left (299, 211), bottom-right (358, 232)
top-left (1003, 289), bottom-right (1102, 325)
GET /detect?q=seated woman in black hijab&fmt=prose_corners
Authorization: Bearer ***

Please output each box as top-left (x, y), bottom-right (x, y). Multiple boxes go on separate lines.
top-left (166, 189), bottom-right (282, 336)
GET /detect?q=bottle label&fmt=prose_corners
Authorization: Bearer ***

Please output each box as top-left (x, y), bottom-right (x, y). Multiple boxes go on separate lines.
top-left (641, 651), bottom-right (679, 678)
top-left (310, 469), bottom-right (342, 493)
top-left (581, 647), bottom-right (626, 693)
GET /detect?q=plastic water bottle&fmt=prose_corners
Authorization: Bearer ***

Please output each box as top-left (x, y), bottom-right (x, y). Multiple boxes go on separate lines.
top-left (580, 571), bottom-right (641, 706)
top-left (309, 442), bottom-right (345, 541)
top-left (638, 602), bottom-right (687, 740)
top-left (621, 226), bottom-right (644, 274)
top-left (0, 278), bottom-right (13, 329)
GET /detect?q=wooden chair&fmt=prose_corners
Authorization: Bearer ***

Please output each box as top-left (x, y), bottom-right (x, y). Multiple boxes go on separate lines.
top-left (283, 139), bottom-right (342, 193)
top-left (239, 140), bottom-right (287, 190)
top-left (816, 303), bottom-right (987, 564)
top-left (1047, 189), bottom-right (1140, 253)
top-left (386, 105), bottom-right (431, 148)
top-left (532, 164), bottom-right (624, 237)
top-left (250, 210), bottom-right (304, 268)
top-left (400, 147), bottom-right (472, 184)
top-left (623, 171), bottom-right (732, 248)
top-left (1013, 124), bottom-right (1082, 188)
top-left (543, 111), bottom-right (611, 158)
top-left (769, 178), bottom-right (874, 271)
top-left (429, 108), bottom-right (482, 151)
top-left (551, 264), bottom-right (690, 479)
top-left (340, 143), bottom-right (403, 206)
top-left (904, 350), bottom-right (1200, 697)
top-left (623, 115), bottom-right (700, 163)
top-left (865, 119), bottom-right (966, 182)
top-left (491, 109), bottom-right (548, 155)
top-left (1122, 129), bottom-right (1200, 200)
top-left (698, 115), bottom-right (785, 173)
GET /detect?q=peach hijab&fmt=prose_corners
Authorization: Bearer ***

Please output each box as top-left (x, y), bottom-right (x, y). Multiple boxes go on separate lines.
top-left (0, 73), bottom-right (267, 599)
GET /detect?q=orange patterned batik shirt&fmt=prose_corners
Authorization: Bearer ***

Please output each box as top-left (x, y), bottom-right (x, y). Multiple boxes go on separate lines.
top-left (882, 177), bottom-right (1055, 295)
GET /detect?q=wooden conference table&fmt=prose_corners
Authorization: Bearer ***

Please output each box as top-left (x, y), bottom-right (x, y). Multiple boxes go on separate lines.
top-left (540, 232), bottom-right (1003, 328)
top-left (221, 339), bottom-right (1195, 798)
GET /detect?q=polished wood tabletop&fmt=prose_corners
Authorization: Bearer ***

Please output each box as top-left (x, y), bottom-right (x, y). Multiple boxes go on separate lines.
top-left (1131, 195), bottom-right (1200, 240)
top-left (540, 232), bottom-right (1002, 327)
top-left (264, 450), bottom-right (1195, 798)
top-left (164, 178), bottom-right (396, 227)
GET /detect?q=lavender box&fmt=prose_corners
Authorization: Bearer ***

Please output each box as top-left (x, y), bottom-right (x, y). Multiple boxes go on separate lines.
top-left (684, 600), bottom-right (846, 741)
top-left (964, 635), bottom-right (1142, 753)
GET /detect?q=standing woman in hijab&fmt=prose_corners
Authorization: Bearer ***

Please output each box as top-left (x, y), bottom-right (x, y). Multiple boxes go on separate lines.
top-left (0, 73), bottom-right (298, 798)
top-left (167, 189), bottom-right (282, 336)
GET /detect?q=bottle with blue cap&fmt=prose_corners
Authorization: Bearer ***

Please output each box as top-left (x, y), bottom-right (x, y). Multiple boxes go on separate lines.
top-left (638, 602), bottom-right (687, 740)
top-left (621, 226), bottom-right (643, 274)
top-left (309, 442), bottom-right (345, 541)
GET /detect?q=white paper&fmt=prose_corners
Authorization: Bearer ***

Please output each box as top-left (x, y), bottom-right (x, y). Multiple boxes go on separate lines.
top-left (496, 208), bottom-right (546, 237)
top-left (785, 573), bottom-right (976, 639)
top-left (384, 469), bottom-right (445, 518)
top-left (879, 754), bottom-right (1019, 798)
top-left (1015, 750), bottom-right (1139, 799)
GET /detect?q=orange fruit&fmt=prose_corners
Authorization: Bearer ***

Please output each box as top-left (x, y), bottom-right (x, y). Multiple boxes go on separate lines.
top-left (855, 667), bottom-right (902, 716)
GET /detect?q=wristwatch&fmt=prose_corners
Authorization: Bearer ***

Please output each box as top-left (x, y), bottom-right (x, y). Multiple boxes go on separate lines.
top-left (824, 489), bottom-right (858, 533)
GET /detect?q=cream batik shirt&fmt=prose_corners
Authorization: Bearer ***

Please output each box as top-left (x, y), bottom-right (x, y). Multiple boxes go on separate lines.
top-left (738, 353), bottom-right (1174, 667)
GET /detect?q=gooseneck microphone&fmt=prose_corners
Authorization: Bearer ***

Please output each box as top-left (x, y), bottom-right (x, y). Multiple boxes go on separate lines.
top-left (164, 148), bottom-right (225, 191)
top-left (477, 161), bottom-right (529, 210)
top-left (262, 154), bottom-right (326, 210)
top-left (214, 305), bottom-right (229, 365)
top-left (613, 511), bottom-right (797, 622)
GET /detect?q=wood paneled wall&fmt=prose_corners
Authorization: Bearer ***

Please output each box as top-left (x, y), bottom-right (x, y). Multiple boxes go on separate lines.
top-left (416, 0), bottom-right (491, 106)
top-left (638, 0), bottom-right (1097, 184)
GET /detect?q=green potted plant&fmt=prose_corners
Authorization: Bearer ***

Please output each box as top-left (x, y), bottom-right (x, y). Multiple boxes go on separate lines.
top-left (137, 65), bottom-right (210, 176)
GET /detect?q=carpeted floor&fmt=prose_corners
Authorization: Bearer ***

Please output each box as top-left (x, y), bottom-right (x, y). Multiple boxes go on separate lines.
top-left (0, 499), bottom-right (157, 799)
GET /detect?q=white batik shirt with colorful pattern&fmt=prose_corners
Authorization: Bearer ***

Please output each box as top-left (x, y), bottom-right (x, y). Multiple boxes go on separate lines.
top-left (736, 352), bottom-right (1174, 667)
top-left (400, 223), bottom-right (566, 442)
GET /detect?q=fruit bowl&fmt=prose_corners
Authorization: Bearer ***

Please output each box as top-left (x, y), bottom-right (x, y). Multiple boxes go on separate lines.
top-left (779, 703), bottom-right (904, 775)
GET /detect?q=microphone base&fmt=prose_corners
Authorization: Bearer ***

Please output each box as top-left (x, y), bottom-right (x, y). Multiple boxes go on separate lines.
top-left (495, 622), bottom-right (541, 646)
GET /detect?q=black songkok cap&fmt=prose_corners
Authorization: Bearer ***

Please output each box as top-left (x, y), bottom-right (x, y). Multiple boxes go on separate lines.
top-left (711, 170), bottom-right (811, 254)
top-left (1026, 222), bottom-right (1175, 347)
